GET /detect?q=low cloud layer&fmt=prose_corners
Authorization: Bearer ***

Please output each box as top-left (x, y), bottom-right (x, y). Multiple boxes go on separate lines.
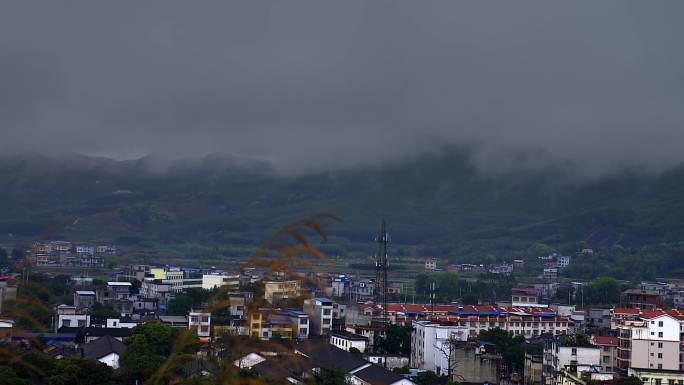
top-left (1, 1), bottom-right (683, 174)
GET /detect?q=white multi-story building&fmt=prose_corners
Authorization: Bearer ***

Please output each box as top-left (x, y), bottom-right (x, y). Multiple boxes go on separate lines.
top-left (330, 331), bottom-right (368, 353)
top-left (630, 314), bottom-right (681, 371)
top-left (189, 310), bottom-right (211, 338)
top-left (55, 304), bottom-right (91, 330)
top-left (140, 278), bottom-right (173, 306)
top-left (202, 273), bottom-right (240, 291)
top-left (557, 256), bottom-right (571, 269)
top-left (411, 320), bottom-right (469, 376)
top-left (613, 308), bottom-right (684, 373)
top-left (391, 305), bottom-right (569, 339)
top-left (425, 258), bottom-right (437, 271)
top-left (304, 297), bottom-right (334, 336)
top-left (543, 339), bottom-right (600, 384)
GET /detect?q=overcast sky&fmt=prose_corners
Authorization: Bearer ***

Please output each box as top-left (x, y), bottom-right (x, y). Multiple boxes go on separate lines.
top-left (1, 1), bottom-right (683, 174)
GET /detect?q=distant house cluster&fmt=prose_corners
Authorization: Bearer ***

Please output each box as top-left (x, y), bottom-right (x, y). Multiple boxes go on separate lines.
top-left (31, 241), bottom-right (115, 267)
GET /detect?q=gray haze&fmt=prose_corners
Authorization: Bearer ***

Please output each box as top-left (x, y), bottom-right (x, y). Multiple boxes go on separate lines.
top-left (1, 1), bottom-right (683, 174)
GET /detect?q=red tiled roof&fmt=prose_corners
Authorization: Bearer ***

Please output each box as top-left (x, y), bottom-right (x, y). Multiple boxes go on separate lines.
top-left (593, 336), bottom-right (618, 346)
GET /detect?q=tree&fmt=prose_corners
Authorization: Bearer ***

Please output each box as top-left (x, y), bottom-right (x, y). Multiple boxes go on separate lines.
top-left (316, 368), bottom-right (349, 385)
top-left (90, 303), bottom-right (120, 324)
top-left (0, 366), bottom-right (30, 385)
top-left (166, 294), bottom-right (193, 316)
top-left (478, 328), bottom-right (529, 370)
top-left (120, 322), bottom-right (199, 384)
top-left (414, 371), bottom-right (446, 385)
top-left (587, 276), bottom-right (621, 305)
top-left (11, 248), bottom-right (24, 259)
top-left (119, 335), bottom-right (166, 385)
top-left (47, 357), bottom-right (117, 385)
top-left (374, 324), bottom-right (412, 355)
top-left (0, 248), bottom-right (8, 267)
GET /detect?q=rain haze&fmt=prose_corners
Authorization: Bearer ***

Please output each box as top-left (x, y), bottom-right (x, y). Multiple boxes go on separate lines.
top-left (1, 1), bottom-right (683, 175)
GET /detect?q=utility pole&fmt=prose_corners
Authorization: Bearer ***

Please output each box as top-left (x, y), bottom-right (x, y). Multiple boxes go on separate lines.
top-left (430, 281), bottom-right (436, 317)
top-left (373, 220), bottom-right (390, 366)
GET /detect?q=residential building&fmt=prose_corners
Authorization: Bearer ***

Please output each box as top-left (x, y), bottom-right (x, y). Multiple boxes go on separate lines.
top-left (512, 288), bottom-right (540, 307)
top-left (543, 338), bottom-right (600, 382)
top-left (586, 308), bottom-right (612, 329)
top-left (119, 265), bottom-right (150, 282)
top-left (525, 353), bottom-right (543, 385)
top-left (425, 258), bottom-right (437, 271)
top-left (390, 304), bottom-right (569, 339)
top-left (151, 267), bottom-right (186, 292)
top-left (612, 308), bottom-right (684, 373)
top-left (74, 290), bottom-right (96, 311)
top-left (591, 335), bottom-right (618, 373)
top-left (295, 339), bottom-right (415, 385)
top-left (0, 318), bottom-right (14, 341)
top-left (351, 279), bottom-right (374, 301)
top-left (264, 280), bottom-right (301, 305)
top-left (281, 309), bottom-right (309, 339)
top-left (105, 318), bottom-right (137, 329)
top-left (330, 330), bottom-right (368, 353)
top-left (621, 290), bottom-right (664, 310)
top-left (304, 297), bottom-right (334, 336)
top-left (202, 273), bottom-right (240, 291)
top-left (387, 282), bottom-right (403, 295)
top-left (627, 368), bottom-right (684, 385)
top-left (0, 277), bottom-right (17, 314)
top-left (451, 342), bottom-right (502, 384)
top-left (350, 364), bottom-right (415, 385)
top-left (159, 315), bottom-right (188, 328)
top-left (557, 256), bottom-right (571, 269)
top-left (411, 320), bottom-right (469, 376)
top-left (82, 335), bottom-right (125, 369)
top-left (543, 268), bottom-right (559, 280)
top-left (640, 282), bottom-right (669, 297)
top-left (329, 275), bottom-right (349, 297)
top-left (102, 282), bottom-right (132, 301)
top-left (55, 304), bottom-right (90, 330)
top-left (489, 263), bottom-right (514, 275)
top-left (140, 278), bottom-right (173, 307)
top-left (630, 314), bottom-right (680, 371)
top-left (189, 310), bottom-right (211, 338)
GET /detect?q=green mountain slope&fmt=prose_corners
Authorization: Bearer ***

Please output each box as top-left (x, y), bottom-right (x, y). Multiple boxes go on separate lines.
top-left (1, 150), bottom-right (684, 269)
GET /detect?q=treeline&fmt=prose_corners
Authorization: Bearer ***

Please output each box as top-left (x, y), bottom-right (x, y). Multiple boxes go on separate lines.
top-left (414, 272), bottom-right (517, 304)
top-left (554, 276), bottom-right (623, 306)
top-left (562, 243), bottom-right (684, 281)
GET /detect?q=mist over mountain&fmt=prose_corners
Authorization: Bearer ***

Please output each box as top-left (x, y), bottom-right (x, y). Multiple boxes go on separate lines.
top-left (2, 149), bottom-right (683, 264)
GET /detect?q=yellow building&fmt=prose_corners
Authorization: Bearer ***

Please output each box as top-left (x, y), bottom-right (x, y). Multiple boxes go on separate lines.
top-left (150, 267), bottom-right (185, 292)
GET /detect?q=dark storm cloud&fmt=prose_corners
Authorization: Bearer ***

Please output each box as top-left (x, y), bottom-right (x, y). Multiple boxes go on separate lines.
top-left (1, 1), bottom-right (683, 174)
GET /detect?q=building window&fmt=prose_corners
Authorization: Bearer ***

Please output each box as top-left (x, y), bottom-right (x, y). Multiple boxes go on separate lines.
top-left (659, 321), bottom-right (664, 327)
top-left (323, 309), bottom-right (331, 316)
top-left (658, 353), bottom-right (663, 359)
top-left (300, 318), bottom-right (307, 325)
top-left (658, 342), bottom-right (663, 348)
top-left (658, 332), bottom-right (663, 338)
top-left (572, 348), bottom-right (577, 355)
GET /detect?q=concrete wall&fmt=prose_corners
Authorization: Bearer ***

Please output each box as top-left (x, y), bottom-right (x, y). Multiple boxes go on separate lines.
top-left (631, 340), bottom-right (680, 371)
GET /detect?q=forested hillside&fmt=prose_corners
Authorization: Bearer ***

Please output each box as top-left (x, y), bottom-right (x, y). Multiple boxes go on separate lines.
top-left (1, 149), bottom-right (684, 280)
